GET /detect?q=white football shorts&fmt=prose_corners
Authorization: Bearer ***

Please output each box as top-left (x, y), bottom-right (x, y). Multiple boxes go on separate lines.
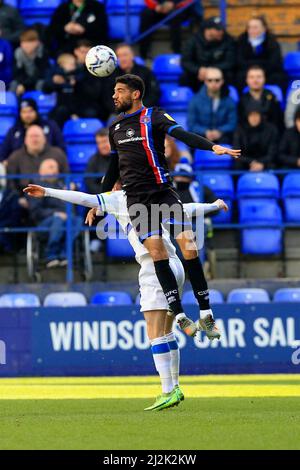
top-left (138, 256), bottom-right (185, 312)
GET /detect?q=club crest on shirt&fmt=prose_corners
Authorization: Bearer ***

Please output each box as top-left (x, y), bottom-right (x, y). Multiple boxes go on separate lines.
top-left (140, 115), bottom-right (151, 124)
top-left (126, 128), bottom-right (135, 138)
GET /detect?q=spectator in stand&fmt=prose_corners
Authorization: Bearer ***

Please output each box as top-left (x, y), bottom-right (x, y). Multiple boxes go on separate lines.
top-left (47, 0), bottom-right (108, 56)
top-left (285, 85), bottom-right (300, 129)
top-left (181, 16), bottom-right (236, 91)
top-left (238, 65), bottom-right (283, 131)
top-left (236, 15), bottom-right (286, 91)
top-left (0, 37), bottom-right (13, 84)
top-left (233, 102), bottom-right (278, 171)
top-left (84, 128), bottom-right (111, 194)
top-left (139, 1), bottom-right (195, 59)
top-left (187, 67), bottom-right (237, 145)
top-left (9, 28), bottom-right (49, 97)
top-left (25, 158), bottom-right (82, 268)
top-left (0, 0), bottom-right (24, 47)
top-left (0, 98), bottom-right (65, 162)
top-left (104, 43), bottom-right (160, 114)
top-left (7, 125), bottom-right (69, 191)
top-left (278, 107), bottom-right (300, 169)
top-left (43, 53), bottom-right (83, 128)
top-left (73, 39), bottom-right (111, 122)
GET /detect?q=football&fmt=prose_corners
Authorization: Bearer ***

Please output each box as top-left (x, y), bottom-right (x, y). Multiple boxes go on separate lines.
top-left (85, 45), bottom-right (117, 78)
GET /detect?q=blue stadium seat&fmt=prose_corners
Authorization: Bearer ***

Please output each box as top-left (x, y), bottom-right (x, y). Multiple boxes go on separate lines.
top-left (63, 119), bottom-right (103, 143)
top-left (153, 54), bottom-right (182, 82)
top-left (273, 288), bottom-right (300, 302)
top-left (228, 85), bottom-right (239, 103)
top-left (20, 0), bottom-right (61, 26)
top-left (0, 116), bottom-right (15, 144)
top-left (282, 174), bottom-right (300, 222)
top-left (242, 228), bottom-right (282, 255)
top-left (22, 91), bottom-right (56, 116)
top-left (202, 173), bottom-right (234, 199)
top-left (108, 15), bottom-right (140, 40)
top-left (194, 148), bottom-right (233, 170)
top-left (239, 199), bottom-right (282, 225)
top-left (0, 92), bottom-right (18, 116)
top-left (106, 0), bottom-right (145, 13)
top-left (237, 173), bottom-right (280, 199)
top-left (227, 288), bottom-right (270, 303)
top-left (134, 57), bottom-right (145, 66)
top-left (182, 289), bottom-right (224, 305)
top-left (106, 238), bottom-right (135, 258)
top-left (135, 293), bottom-right (141, 305)
top-left (282, 173), bottom-right (300, 197)
top-left (4, 0), bottom-right (18, 7)
top-left (67, 144), bottom-right (96, 173)
top-left (284, 52), bottom-right (300, 78)
top-left (0, 293), bottom-right (40, 308)
top-left (91, 291), bottom-right (133, 306)
top-left (159, 84), bottom-right (193, 111)
top-left (169, 112), bottom-right (187, 129)
top-left (44, 292), bottom-right (87, 307)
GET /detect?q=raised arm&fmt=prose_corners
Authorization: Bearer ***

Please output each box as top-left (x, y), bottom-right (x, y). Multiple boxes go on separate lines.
top-left (169, 127), bottom-right (241, 158)
top-left (23, 185), bottom-right (100, 208)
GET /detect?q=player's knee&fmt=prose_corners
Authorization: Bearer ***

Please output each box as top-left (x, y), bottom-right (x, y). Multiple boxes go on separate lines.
top-left (181, 247), bottom-right (198, 260)
top-left (149, 249), bottom-right (168, 262)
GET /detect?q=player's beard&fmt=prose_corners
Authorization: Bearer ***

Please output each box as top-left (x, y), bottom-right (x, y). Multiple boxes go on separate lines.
top-left (115, 98), bottom-right (133, 113)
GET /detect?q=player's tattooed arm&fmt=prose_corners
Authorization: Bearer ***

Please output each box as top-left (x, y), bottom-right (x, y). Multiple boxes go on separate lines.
top-left (169, 127), bottom-right (241, 158)
top-left (101, 152), bottom-right (120, 192)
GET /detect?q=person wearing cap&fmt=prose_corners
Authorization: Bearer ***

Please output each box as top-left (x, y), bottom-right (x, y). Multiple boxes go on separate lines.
top-left (278, 107), bottom-right (300, 169)
top-left (181, 16), bottom-right (236, 91)
top-left (0, 0), bottom-right (24, 47)
top-left (139, 1), bottom-right (199, 59)
top-left (233, 102), bottom-right (278, 171)
top-left (0, 98), bottom-right (65, 163)
top-left (236, 16), bottom-right (286, 92)
top-left (238, 65), bottom-right (283, 132)
top-left (187, 67), bottom-right (237, 144)
top-left (9, 28), bottom-right (49, 97)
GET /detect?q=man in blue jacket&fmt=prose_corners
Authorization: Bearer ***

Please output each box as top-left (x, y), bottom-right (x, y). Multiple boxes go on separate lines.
top-left (187, 67), bottom-right (237, 145)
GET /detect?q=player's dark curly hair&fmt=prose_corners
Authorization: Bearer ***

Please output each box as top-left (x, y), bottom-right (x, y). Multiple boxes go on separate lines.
top-left (115, 74), bottom-right (145, 100)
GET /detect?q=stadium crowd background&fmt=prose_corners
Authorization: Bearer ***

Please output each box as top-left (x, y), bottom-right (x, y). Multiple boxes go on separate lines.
top-left (0, 0), bottom-right (300, 299)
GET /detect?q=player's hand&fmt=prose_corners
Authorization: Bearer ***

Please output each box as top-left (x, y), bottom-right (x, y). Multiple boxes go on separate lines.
top-left (214, 199), bottom-right (229, 212)
top-left (23, 184), bottom-right (46, 198)
top-left (85, 207), bottom-right (97, 226)
top-left (212, 145), bottom-right (241, 159)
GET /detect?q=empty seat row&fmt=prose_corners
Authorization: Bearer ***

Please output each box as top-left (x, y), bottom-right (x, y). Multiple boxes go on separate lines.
top-left (1, 288), bottom-right (300, 308)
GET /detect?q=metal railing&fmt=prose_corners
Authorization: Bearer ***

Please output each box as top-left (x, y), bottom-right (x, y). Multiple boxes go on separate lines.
top-left (1, 168), bottom-right (300, 282)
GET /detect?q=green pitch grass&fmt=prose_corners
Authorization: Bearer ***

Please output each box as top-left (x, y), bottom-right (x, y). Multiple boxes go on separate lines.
top-left (0, 375), bottom-right (300, 450)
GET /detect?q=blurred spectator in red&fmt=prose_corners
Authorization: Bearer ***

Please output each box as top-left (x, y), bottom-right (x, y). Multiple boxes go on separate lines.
top-left (43, 53), bottom-right (83, 128)
top-left (278, 107), bottom-right (300, 169)
top-left (0, 37), bottom-right (13, 84)
top-left (0, 98), bottom-right (65, 162)
top-left (236, 16), bottom-right (286, 91)
top-left (181, 17), bottom-right (236, 91)
top-left (9, 28), bottom-right (49, 96)
top-left (233, 102), bottom-right (278, 171)
top-left (47, 0), bottom-right (108, 56)
top-left (187, 67), bottom-right (237, 144)
top-left (0, 0), bottom-right (24, 47)
top-left (139, 0), bottom-right (195, 59)
top-left (238, 65), bottom-right (283, 131)
top-left (84, 128), bottom-right (111, 194)
top-left (7, 125), bottom-right (69, 191)
top-left (104, 43), bottom-right (160, 114)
